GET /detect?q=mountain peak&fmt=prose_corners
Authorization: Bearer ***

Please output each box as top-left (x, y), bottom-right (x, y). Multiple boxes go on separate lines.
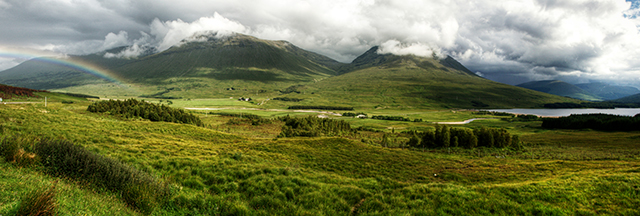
top-left (338, 46), bottom-right (476, 76)
top-left (176, 31), bottom-right (293, 50)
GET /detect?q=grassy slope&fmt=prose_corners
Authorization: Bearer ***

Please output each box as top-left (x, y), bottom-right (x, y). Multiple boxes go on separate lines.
top-left (2, 33), bottom-right (339, 99)
top-left (575, 82), bottom-right (640, 101)
top-left (281, 57), bottom-right (580, 109)
top-left (611, 93), bottom-right (640, 103)
top-left (1, 102), bottom-right (638, 215)
top-left (517, 80), bottom-right (602, 101)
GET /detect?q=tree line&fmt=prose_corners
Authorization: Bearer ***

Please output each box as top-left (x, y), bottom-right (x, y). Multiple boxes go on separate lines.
top-left (0, 84), bottom-right (47, 99)
top-left (544, 102), bottom-right (640, 109)
top-left (272, 97), bottom-right (304, 102)
top-left (406, 124), bottom-right (522, 149)
top-left (371, 115), bottom-right (423, 122)
top-left (278, 115), bottom-right (354, 137)
top-left (542, 113), bottom-right (640, 131)
top-left (87, 99), bottom-right (203, 126)
top-left (287, 105), bottom-right (354, 111)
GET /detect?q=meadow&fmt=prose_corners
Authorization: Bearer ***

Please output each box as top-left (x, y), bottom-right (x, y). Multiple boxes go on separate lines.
top-left (1, 98), bottom-right (639, 215)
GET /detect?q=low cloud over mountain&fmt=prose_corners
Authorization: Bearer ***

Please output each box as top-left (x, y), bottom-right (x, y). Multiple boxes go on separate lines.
top-left (1, 0), bottom-right (640, 86)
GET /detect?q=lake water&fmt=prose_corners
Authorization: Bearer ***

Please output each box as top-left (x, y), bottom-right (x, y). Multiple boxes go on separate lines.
top-left (485, 108), bottom-right (640, 117)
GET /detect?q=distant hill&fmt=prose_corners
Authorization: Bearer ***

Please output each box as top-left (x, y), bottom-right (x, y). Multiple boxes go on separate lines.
top-left (0, 83), bottom-right (48, 99)
top-left (0, 32), bottom-right (581, 108)
top-left (610, 93), bottom-right (640, 103)
top-left (280, 49), bottom-right (579, 109)
top-left (113, 32), bottom-right (342, 83)
top-left (0, 32), bottom-right (345, 98)
top-left (574, 82), bottom-right (640, 101)
top-left (516, 80), bottom-right (602, 101)
top-left (0, 47), bottom-right (135, 90)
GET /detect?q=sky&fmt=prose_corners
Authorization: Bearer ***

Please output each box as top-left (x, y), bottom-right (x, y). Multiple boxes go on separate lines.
top-left (1, 0), bottom-right (640, 86)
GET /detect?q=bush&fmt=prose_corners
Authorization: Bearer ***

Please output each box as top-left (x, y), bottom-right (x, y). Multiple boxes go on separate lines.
top-left (278, 116), bottom-right (354, 138)
top-left (272, 97), bottom-right (304, 102)
top-left (542, 114), bottom-right (640, 131)
top-left (371, 115), bottom-right (411, 122)
top-left (34, 138), bottom-right (169, 214)
top-left (16, 184), bottom-right (57, 216)
top-left (87, 98), bottom-right (203, 126)
top-left (342, 112), bottom-right (367, 117)
top-left (0, 137), bottom-right (38, 166)
top-left (410, 125), bottom-right (518, 149)
top-left (288, 106), bottom-right (354, 111)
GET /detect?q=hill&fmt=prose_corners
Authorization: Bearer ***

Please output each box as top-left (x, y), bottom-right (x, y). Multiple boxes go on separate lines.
top-left (574, 82), bottom-right (640, 100)
top-left (516, 80), bottom-right (602, 101)
top-left (272, 48), bottom-right (579, 109)
top-left (113, 31), bottom-right (341, 83)
top-left (0, 83), bottom-right (95, 103)
top-left (0, 32), bottom-right (344, 98)
top-left (1, 99), bottom-right (639, 215)
top-left (610, 93), bottom-right (640, 103)
top-left (0, 83), bottom-right (48, 99)
top-left (0, 33), bottom-right (580, 108)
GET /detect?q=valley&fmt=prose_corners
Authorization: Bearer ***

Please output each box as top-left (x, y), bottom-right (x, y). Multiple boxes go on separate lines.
top-left (1, 32), bottom-right (639, 215)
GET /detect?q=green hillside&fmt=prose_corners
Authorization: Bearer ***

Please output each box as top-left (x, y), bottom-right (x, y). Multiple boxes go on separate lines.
top-left (610, 93), bottom-right (640, 103)
top-left (1, 100), bottom-right (639, 215)
top-left (575, 82), bottom-right (640, 100)
top-left (0, 33), bottom-right (582, 109)
top-left (113, 32), bottom-right (340, 83)
top-left (0, 32), bottom-right (343, 99)
top-left (275, 52), bottom-right (579, 109)
top-left (517, 80), bottom-right (602, 101)
top-left (0, 46), bottom-right (137, 90)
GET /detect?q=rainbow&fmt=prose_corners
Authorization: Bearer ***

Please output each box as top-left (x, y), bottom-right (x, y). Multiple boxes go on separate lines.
top-left (0, 51), bottom-right (128, 87)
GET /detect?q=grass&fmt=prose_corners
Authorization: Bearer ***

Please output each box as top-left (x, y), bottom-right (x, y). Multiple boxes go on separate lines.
top-left (0, 162), bottom-right (138, 215)
top-left (0, 101), bottom-right (639, 214)
top-left (15, 183), bottom-right (58, 216)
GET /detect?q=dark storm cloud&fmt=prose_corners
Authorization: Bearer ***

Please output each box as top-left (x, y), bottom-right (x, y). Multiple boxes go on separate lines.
top-left (1, 0), bottom-right (639, 85)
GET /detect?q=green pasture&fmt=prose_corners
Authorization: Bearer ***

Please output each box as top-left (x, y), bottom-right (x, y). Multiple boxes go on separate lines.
top-left (0, 102), bottom-right (639, 215)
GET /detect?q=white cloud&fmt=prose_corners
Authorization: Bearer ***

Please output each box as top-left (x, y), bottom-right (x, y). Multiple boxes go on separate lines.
top-left (0, 57), bottom-right (20, 71)
top-left (101, 31), bottom-right (130, 50)
top-left (377, 40), bottom-right (437, 58)
top-left (0, 0), bottom-right (10, 9)
top-left (149, 12), bottom-right (248, 52)
top-left (3, 0), bottom-right (640, 85)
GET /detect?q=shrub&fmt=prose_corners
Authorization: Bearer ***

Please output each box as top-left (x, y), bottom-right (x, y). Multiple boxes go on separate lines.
top-left (542, 113), bottom-right (640, 131)
top-left (272, 97), bottom-right (304, 102)
top-left (371, 115), bottom-right (411, 122)
top-left (278, 115), bottom-right (354, 138)
top-left (0, 137), bottom-right (20, 162)
top-left (288, 105), bottom-right (354, 111)
top-left (34, 138), bottom-right (169, 214)
top-left (87, 98), bottom-right (203, 126)
top-left (16, 184), bottom-right (57, 216)
top-left (411, 125), bottom-right (517, 149)
top-left (0, 137), bottom-right (38, 166)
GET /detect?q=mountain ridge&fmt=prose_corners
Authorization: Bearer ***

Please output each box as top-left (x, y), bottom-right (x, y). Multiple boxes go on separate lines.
top-left (0, 31), bottom-right (580, 108)
top-left (516, 80), bottom-right (602, 101)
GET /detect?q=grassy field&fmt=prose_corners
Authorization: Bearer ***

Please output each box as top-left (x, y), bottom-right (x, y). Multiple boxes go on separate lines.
top-left (1, 101), bottom-right (639, 215)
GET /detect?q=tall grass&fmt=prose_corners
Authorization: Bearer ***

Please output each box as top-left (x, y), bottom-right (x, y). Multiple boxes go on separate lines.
top-left (15, 183), bottom-right (58, 216)
top-left (0, 136), bottom-right (38, 167)
top-left (33, 138), bottom-right (170, 214)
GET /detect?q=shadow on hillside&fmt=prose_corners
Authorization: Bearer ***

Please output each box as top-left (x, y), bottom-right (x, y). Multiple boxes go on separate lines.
top-left (201, 69), bottom-right (308, 83)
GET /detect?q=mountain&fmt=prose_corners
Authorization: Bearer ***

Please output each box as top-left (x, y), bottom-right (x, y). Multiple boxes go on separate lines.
top-left (113, 31), bottom-right (342, 83)
top-left (0, 32), bottom-right (580, 108)
top-left (276, 49), bottom-right (579, 109)
top-left (574, 82), bottom-right (640, 101)
top-left (610, 93), bottom-right (640, 103)
top-left (0, 47), bottom-right (135, 90)
top-left (0, 32), bottom-right (345, 97)
top-left (516, 80), bottom-right (602, 101)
